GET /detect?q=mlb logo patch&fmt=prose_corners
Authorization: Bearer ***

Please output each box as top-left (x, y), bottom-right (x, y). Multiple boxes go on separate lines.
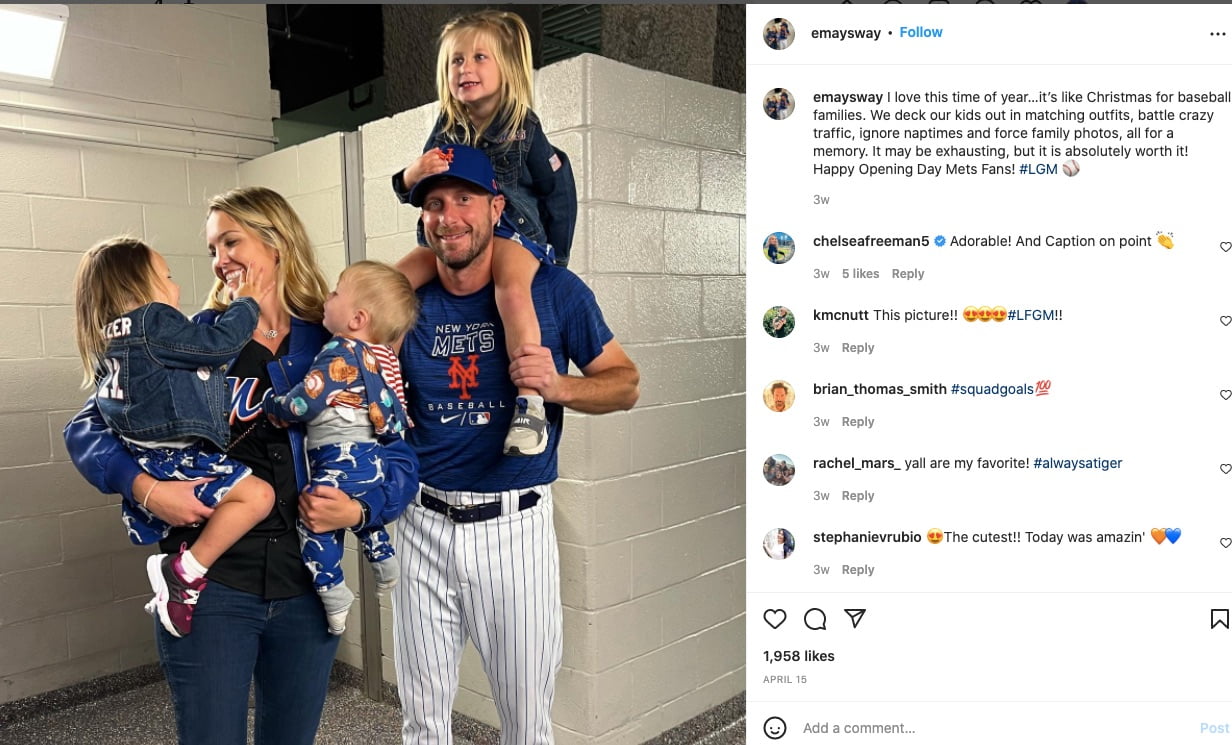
top-left (468, 412), bottom-right (491, 426)
top-left (548, 153), bottom-right (561, 172)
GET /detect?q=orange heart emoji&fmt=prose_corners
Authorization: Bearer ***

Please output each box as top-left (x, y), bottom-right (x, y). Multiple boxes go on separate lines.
top-left (1150, 528), bottom-right (1166, 545)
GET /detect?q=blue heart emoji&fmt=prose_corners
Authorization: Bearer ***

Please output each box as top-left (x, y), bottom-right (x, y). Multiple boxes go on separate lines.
top-left (1165, 528), bottom-right (1181, 544)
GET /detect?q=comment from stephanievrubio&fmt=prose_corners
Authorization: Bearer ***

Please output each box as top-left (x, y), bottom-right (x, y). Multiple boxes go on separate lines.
top-left (747, 5), bottom-right (1232, 741)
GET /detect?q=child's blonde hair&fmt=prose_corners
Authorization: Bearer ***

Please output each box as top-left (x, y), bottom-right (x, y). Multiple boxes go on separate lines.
top-left (340, 261), bottom-right (419, 346)
top-left (436, 10), bottom-right (535, 146)
top-left (73, 237), bottom-right (162, 388)
top-left (203, 187), bottom-right (330, 324)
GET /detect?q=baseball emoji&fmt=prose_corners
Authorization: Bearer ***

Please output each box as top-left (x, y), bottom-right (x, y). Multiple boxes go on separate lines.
top-left (1061, 159), bottom-right (1079, 177)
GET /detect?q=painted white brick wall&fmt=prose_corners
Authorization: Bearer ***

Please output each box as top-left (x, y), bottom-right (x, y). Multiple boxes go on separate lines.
top-left (359, 53), bottom-right (745, 744)
top-left (239, 134), bottom-right (347, 284)
top-left (0, 5), bottom-right (264, 703)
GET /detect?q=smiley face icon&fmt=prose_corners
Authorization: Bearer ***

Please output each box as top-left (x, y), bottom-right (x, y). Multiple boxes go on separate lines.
top-left (927, 528), bottom-right (944, 544)
top-left (963, 306), bottom-right (978, 322)
top-left (764, 716), bottom-right (787, 740)
top-left (991, 306), bottom-right (1007, 322)
top-left (977, 306), bottom-right (993, 322)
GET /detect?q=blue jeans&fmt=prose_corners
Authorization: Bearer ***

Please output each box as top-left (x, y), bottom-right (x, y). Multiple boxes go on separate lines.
top-left (155, 580), bottom-right (340, 745)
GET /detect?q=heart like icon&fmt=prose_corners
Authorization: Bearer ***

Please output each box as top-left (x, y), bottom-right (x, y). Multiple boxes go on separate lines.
top-left (1222, 464), bottom-right (1232, 475)
top-left (1221, 538), bottom-right (1231, 549)
top-left (1151, 528), bottom-right (1166, 545)
top-left (763, 608), bottom-right (786, 629)
top-left (1222, 241), bottom-right (1231, 252)
top-left (1222, 390), bottom-right (1232, 401)
top-left (1222, 316), bottom-right (1232, 327)
top-left (1165, 528), bottom-right (1181, 544)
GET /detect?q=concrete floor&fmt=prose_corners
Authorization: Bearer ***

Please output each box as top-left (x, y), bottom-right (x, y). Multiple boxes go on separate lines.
top-left (0, 665), bottom-right (745, 745)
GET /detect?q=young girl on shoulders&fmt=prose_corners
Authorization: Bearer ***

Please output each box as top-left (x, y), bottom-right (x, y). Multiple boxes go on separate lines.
top-left (392, 9), bottom-right (576, 458)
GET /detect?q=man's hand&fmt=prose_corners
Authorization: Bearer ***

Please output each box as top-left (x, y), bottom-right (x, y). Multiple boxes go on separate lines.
top-left (299, 484), bottom-right (363, 533)
top-left (508, 344), bottom-right (565, 401)
top-left (508, 340), bottom-right (639, 414)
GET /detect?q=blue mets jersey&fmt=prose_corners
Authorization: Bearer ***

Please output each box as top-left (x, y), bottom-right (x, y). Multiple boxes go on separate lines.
top-left (401, 264), bottom-right (612, 491)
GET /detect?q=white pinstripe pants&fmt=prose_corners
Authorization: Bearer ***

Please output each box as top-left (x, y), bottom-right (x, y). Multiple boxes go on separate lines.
top-left (391, 485), bottom-right (562, 745)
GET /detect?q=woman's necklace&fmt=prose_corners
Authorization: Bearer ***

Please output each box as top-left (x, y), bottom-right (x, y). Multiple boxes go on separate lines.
top-left (256, 313), bottom-right (287, 340)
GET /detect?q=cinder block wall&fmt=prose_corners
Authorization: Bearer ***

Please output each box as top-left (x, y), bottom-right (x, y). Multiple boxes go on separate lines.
top-left (0, 5), bottom-right (268, 703)
top-left (361, 54), bottom-right (746, 744)
top-left (238, 134), bottom-right (349, 287)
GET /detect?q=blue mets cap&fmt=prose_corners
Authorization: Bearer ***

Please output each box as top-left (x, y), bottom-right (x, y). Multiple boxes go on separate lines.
top-left (407, 145), bottom-right (501, 207)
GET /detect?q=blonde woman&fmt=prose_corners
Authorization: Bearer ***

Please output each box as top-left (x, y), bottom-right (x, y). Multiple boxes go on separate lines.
top-left (65, 187), bottom-right (415, 745)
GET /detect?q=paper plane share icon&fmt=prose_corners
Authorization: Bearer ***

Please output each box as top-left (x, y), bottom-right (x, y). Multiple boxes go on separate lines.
top-left (845, 609), bottom-right (866, 629)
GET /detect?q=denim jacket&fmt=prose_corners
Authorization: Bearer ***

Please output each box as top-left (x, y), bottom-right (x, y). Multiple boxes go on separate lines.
top-left (95, 297), bottom-right (258, 450)
top-left (393, 110), bottom-right (578, 267)
top-left (66, 312), bottom-right (417, 530)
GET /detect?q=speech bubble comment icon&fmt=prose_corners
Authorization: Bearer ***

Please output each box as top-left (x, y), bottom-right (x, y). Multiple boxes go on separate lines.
top-left (804, 608), bottom-right (827, 630)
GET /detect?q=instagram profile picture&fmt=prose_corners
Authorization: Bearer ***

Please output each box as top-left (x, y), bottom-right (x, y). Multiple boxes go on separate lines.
top-left (763, 454), bottom-right (795, 486)
top-left (764, 88), bottom-right (794, 120)
top-left (763, 528), bottom-right (796, 560)
top-left (763, 232), bottom-right (795, 264)
top-left (763, 380), bottom-right (795, 413)
top-left (763, 18), bottom-right (794, 50)
top-left (763, 306), bottom-right (795, 339)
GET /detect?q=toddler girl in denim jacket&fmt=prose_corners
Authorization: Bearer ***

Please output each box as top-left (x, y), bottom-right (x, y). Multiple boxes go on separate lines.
top-left (73, 237), bottom-right (274, 638)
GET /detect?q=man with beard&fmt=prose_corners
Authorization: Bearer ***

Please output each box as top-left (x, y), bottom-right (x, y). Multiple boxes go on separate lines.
top-left (389, 145), bottom-right (639, 743)
top-left (770, 381), bottom-right (791, 412)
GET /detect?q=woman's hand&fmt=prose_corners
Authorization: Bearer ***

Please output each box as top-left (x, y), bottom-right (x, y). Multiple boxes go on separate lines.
top-left (299, 485), bottom-right (363, 533)
top-left (135, 473), bottom-right (214, 526)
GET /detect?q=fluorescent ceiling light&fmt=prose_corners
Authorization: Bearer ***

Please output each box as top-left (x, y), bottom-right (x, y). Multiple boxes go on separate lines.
top-left (0, 5), bottom-right (69, 86)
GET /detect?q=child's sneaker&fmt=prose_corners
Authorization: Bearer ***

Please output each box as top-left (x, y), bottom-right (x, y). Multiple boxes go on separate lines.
top-left (503, 396), bottom-right (548, 456)
top-left (144, 546), bottom-right (206, 638)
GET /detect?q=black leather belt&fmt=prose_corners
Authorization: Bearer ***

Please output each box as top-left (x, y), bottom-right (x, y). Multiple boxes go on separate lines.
top-left (419, 491), bottom-right (541, 523)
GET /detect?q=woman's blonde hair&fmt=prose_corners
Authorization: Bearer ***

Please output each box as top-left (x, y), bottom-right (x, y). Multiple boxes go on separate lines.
top-left (339, 261), bottom-right (420, 346)
top-left (436, 10), bottom-right (535, 146)
top-left (73, 237), bottom-right (162, 388)
top-left (203, 187), bottom-right (329, 324)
